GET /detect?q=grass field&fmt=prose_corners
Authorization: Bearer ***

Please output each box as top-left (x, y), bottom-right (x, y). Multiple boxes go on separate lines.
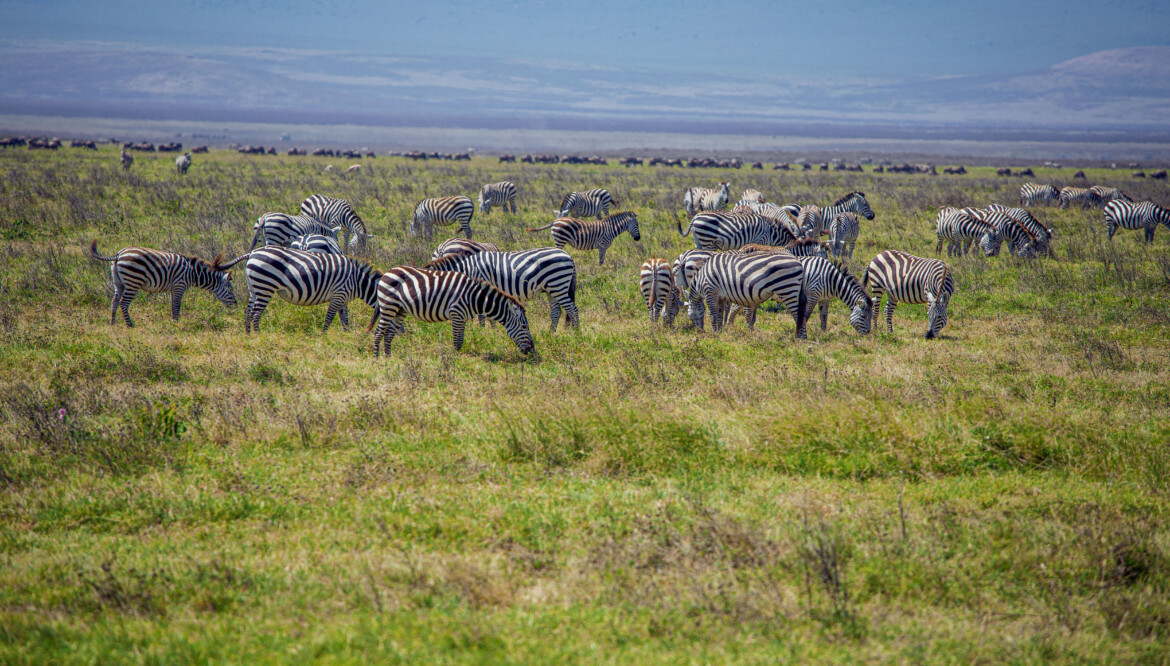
top-left (2, 147), bottom-right (1169, 663)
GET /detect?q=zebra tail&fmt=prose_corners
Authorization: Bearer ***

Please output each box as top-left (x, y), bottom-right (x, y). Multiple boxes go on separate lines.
top-left (215, 253), bottom-right (250, 270)
top-left (365, 306), bottom-right (382, 333)
top-left (677, 217), bottom-right (694, 237)
top-left (526, 223), bottom-right (555, 232)
top-left (796, 283), bottom-right (809, 332)
top-left (568, 271), bottom-right (577, 303)
top-left (248, 224), bottom-right (264, 252)
top-left (89, 239), bottom-right (118, 261)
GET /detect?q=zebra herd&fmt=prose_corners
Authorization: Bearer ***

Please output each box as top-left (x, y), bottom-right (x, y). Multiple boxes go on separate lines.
top-left (1019, 181), bottom-right (1170, 242)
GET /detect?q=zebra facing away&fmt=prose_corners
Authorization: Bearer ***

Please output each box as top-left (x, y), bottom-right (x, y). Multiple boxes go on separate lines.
top-left (1104, 200), bottom-right (1170, 242)
top-left (688, 253), bottom-right (808, 337)
top-left (423, 248), bottom-right (579, 331)
top-left (1020, 183), bottom-right (1059, 207)
top-left (249, 213), bottom-right (341, 251)
top-left (431, 238), bottom-right (503, 262)
top-left (175, 152), bottom-right (191, 175)
top-left (301, 194), bottom-right (373, 249)
top-left (671, 249), bottom-right (715, 312)
top-left (555, 188), bottom-right (615, 219)
top-left (640, 258), bottom-right (680, 326)
top-left (527, 211), bottom-right (640, 265)
top-left (120, 150), bottom-right (133, 171)
top-left (936, 208), bottom-right (1000, 257)
top-left (411, 195), bottom-right (476, 240)
top-left (478, 181), bottom-right (518, 214)
top-left (288, 233), bottom-right (343, 255)
top-left (369, 267), bottom-right (534, 357)
top-left (828, 212), bottom-right (861, 258)
top-left (863, 250), bottom-right (954, 339)
top-left (684, 182), bottom-right (731, 215)
top-left (678, 211), bottom-right (798, 250)
top-left (243, 247), bottom-right (382, 334)
top-left (89, 240), bottom-right (239, 327)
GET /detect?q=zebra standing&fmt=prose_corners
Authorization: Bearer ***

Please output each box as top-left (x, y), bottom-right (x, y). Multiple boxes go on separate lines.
top-left (684, 182), bottom-right (731, 215)
top-left (968, 208), bottom-right (1036, 258)
top-left (1104, 200), bottom-right (1170, 242)
top-left (739, 188), bottom-right (765, 204)
top-left (89, 239), bottom-right (239, 327)
top-left (369, 267), bottom-right (534, 357)
top-left (1058, 187), bottom-right (1097, 209)
top-left (175, 152), bottom-right (191, 175)
top-left (1020, 183), bottom-right (1059, 207)
top-left (688, 252), bottom-right (808, 337)
top-left (729, 256), bottom-right (875, 336)
top-left (411, 195), bottom-right (476, 240)
top-left (527, 211), bottom-right (640, 265)
top-left (423, 248), bottom-right (579, 331)
top-left (797, 205), bottom-right (824, 237)
top-left (814, 192), bottom-right (875, 236)
top-left (301, 194), bottom-right (372, 249)
top-left (243, 247), bottom-right (382, 333)
top-left (986, 204), bottom-right (1053, 256)
top-left (250, 213), bottom-right (340, 251)
top-left (555, 188), bottom-right (615, 219)
top-left (120, 150), bottom-right (133, 171)
top-left (678, 211), bottom-right (797, 250)
top-left (936, 208), bottom-right (1000, 256)
top-left (1089, 186), bottom-right (1131, 208)
top-left (478, 181), bottom-right (518, 214)
top-left (640, 258), bottom-right (680, 326)
top-left (431, 238), bottom-right (502, 262)
top-left (863, 250), bottom-right (954, 339)
top-left (288, 233), bottom-right (343, 255)
top-left (672, 249), bottom-right (715, 309)
top-left (828, 212), bottom-right (861, 258)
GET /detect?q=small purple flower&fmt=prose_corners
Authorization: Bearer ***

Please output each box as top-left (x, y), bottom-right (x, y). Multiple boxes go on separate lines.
top-left (57, 408), bottom-right (66, 421)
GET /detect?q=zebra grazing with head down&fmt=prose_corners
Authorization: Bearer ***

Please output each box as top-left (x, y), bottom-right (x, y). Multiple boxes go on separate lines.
top-left (243, 247), bottom-right (382, 333)
top-left (289, 233), bottom-right (343, 255)
top-left (411, 195), bottom-right (476, 240)
top-left (684, 182), bottom-right (731, 216)
top-left (89, 240), bottom-right (239, 327)
top-left (527, 211), bottom-right (640, 265)
top-left (640, 258), bottom-right (681, 326)
top-left (688, 252), bottom-right (808, 336)
top-left (1020, 183), bottom-right (1059, 207)
top-left (478, 181), bottom-right (519, 214)
top-left (556, 188), bottom-right (615, 219)
top-left (1059, 186), bottom-right (1097, 209)
top-left (863, 250), bottom-right (954, 339)
top-left (301, 194), bottom-right (372, 249)
top-left (431, 238), bottom-right (502, 262)
top-left (1089, 186), bottom-right (1131, 208)
top-left (936, 208), bottom-right (1000, 257)
top-left (986, 204), bottom-right (1053, 256)
top-left (120, 150), bottom-right (133, 171)
top-left (829, 212), bottom-right (861, 258)
top-left (175, 152), bottom-right (191, 175)
top-left (727, 256), bottom-right (875, 337)
top-left (423, 248), bottom-right (579, 331)
top-left (369, 267), bottom-right (534, 357)
top-left (250, 213), bottom-right (340, 251)
top-left (967, 208), bottom-right (1036, 258)
top-left (678, 211), bottom-right (798, 250)
top-left (1104, 200), bottom-right (1170, 242)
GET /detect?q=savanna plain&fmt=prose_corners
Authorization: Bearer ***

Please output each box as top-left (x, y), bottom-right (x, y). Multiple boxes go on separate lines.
top-left (2, 148), bottom-right (1169, 663)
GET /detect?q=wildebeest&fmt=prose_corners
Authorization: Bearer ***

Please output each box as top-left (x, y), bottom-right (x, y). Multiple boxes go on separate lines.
top-left (287, 148), bottom-right (306, 156)
top-left (1133, 171), bottom-right (1147, 178)
top-left (1017, 168), bottom-right (1034, 177)
top-left (1073, 170), bottom-right (1086, 179)
top-left (943, 166), bottom-right (967, 175)
top-left (1152, 170), bottom-right (1167, 180)
top-left (773, 163), bottom-right (790, 170)
top-left (192, 145), bottom-right (209, 154)
top-left (997, 168), bottom-right (1012, 176)
top-left (157, 142), bottom-right (182, 152)
top-left (498, 154), bottom-right (516, 163)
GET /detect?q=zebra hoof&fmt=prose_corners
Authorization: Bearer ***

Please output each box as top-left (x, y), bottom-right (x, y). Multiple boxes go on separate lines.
top-left (925, 331), bottom-right (936, 340)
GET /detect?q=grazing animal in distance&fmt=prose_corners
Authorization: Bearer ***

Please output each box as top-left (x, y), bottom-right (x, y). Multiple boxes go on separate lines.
top-left (478, 181), bottom-right (519, 214)
top-left (302, 194), bottom-right (373, 249)
top-left (935, 208), bottom-right (1000, 257)
top-left (555, 188), bottom-right (615, 219)
top-left (250, 213), bottom-right (340, 252)
top-left (527, 211), bottom-right (640, 265)
top-left (1058, 186), bottom-right (1096, 209)
top-left (323, 164), bottom-right (334, 173)
top-left (344, 164), bottom-right (362, 174)
top-left (410, 195), bottom-right (476, 240)
top-left (1019, 183), bottom-right (1059, 207)
top-left (120, 150), bottom-right (133, 171)
top-left (678, 210), bottom-right (798, 251)
top-left (1088, 186), bottom-right (1130, 208)
top-left (863, 250), bottom-right (954, 339)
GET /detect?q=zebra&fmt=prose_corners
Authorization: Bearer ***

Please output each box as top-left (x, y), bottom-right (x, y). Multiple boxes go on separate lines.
top-left (640, 258), bottom-right (680, 326)
top-left (739, 239), bottom-right (828, 258)
top-left (729, 256), bottom-right (875, 336)
top-left (688, 252), bottom-right (808, 337)
top-left (431, 238), bottom-right (503, 262)
top-left (684, 182), bottom-right (731, 215)
top-left (935, 208), bottom-right (1000, 256)
top-left (1089, 186), bottom-right (1131, 208)
top-left (411, 195), bottom-right (476, 240)
top-left (797, 205), bottom-right (824, 237)
top-left (815, 192), bottom-right (875, 235)
top-left (986, 204), bottom-right (1054, 256)
top-left (527, 211), bottom-right (640, 265)
top-left (423, 248), bottom-right (579, 331)
top-left (89, 239), bottom-right (239, 327)
top-left (677, 211), bottom-right (798, 250)
top-left (478, 181), bottom-right (518, 214)
top-left (288, 233), bottom-right (343, 255)
top-left (1058, 187), bottom-right (1097, 209)
top-left (301, 194), bottom-right (373, 249)
top-left (1104, 200), bottom-right (1170, 242)
top-left (1020, 183), bottom-right (1059, 207)
top-left (736, 188), bottom-right (765, 206)
top-left (555, 188), bottom-right (615, 219)
top-left (968, 209), bottom-right (1036, 258)
top-left (369, 267), bottom-right (534, 357)
top-left (120, 150), bottom-right (133, 171)
top-left (828, 212), bottom-right (861, 258)
top-left (672, 249), bottom-right (715, 313)
top-left (175, 152), bottom-right (191, 175)
top-left (863, 250), bottom-right (954, 339)
top-left (243, 247), bottom-right (382, 333)
top-left (249, 213), bottom-right (341, 251)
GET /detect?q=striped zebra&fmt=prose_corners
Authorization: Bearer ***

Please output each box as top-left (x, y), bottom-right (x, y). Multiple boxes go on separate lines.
top-left (739, 239), bottom-right (829, 258)
top-left (966, 208), bottom-right (1036, 258)
top-left (175, 152), bottom-right (191, 175)
top-left (684, 182), bottom-right (731, 215)
top-left (243, 247), bottom-right (382, 333)
top-left (369, 267), bottom-right (534, 357)
top-left (935, 208), bottom-right (1000, 256)
top-left (478, 181), bottom-right (518, 214)
top-left (301, 194), bottom-right (372, 249)
top-left (555, 188), bottom-right (615, 219)
top-left (815, 192), bottom-right (875, 235)
top-left (89, 239), bottom-right (239, 327)
top-left (423, 248), bottom-right (579, 331)
top-left (411, 195), bottom-right (476, 240)
top-left (640, 258), bottom-right (680, 326)
top-left (527, 211), bottom-right (640, 265)
top-left (678, 211), bottom-right (798, 250)
top-left (863, 250), bottom-right (954, 339)
top-left (1104, 200), bottom-right (1170, 242)
top-left (250, 213), bottom-right (340, 252)
top-left (672, 249), bottom-right (715, 311)
top-left (1020, 183), bottom-right (1059, 207)
top-left (431, 238), bottom-right (502, 262)
top-left (797, 205), bottom-right (824, 237)
top-left (688, 252), bottom-right (808, 337)
top-left (1089, 186), bottom-right (1131, 208)
top-left (729, 256), bottom-right (875, 336)
top-left (120, 150), bottom-right (133, 171)
top-left (828, 212), bottom-right (861, 258)
top-left (737, 188), bottom-right (765, 205)
top-left (1058, 187), bottom-right (1097, 209)
top-left (986, 204), bottom-right (1053, 256)
top-left (288, 233), bottom-right (343, 255)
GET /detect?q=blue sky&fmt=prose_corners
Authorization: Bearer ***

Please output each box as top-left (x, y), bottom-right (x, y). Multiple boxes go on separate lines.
top-left (4, 0), bottom-right (1169, 79)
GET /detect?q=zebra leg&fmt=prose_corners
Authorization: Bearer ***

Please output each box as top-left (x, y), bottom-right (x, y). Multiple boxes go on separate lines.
top-left (848, 241), bottom-right (856, 259)
top-left (479, 314), bottom-right (487, 328)
top-left (884, 300), bottom-right (897, 333)
top-left (170, 286), bottom-right (186, 321)
top-left (1146, 225), bottom-right (1156, 243)
top-left (597, 245), bottom-right (608, 266)
top-left (564, 299), bottom-right (580, 330)
top-left (549, 301), bottom-right (561, 332)
top-left (744, 306), bottom-right (757, 330)
top-left (463, 223), bottom-right (473, 240)
top-left (451, 317), bottom-right (467, 351)
top-left (248, 294), bottom-right (271, 332)
top-left (509, 200), bottom-right (517, 214)
top-left (706, 293), bottom-right (722, 333)
top-left (323, 296), bottom-right (345, 332)
top-left (820, 302), bottom-right (829, 331)
top-left (119, 287), bottom-right (138, 327)
top-left (110, 284), bottom-right (124, 325)
top-left (936, 238), bottom-right (943, 254)
top-left (340, 304), bottom-right (350, 331)
top-left (1107, 221), bottom-right (1117, 240)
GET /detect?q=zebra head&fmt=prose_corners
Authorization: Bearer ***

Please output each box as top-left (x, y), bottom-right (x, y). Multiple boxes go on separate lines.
top-left (687, 298), bottom-right (705, 330)
top-left (924, 290), bottom-right (949, 340)
top-left (556, 192), bottom-right (578, 217)
top-left (478, 192), bottom-right (489, 214)
top-left (502, 300), bottom-right (535, 354)
top-left (850, 296), bottom-right (876, 335)
top-left (979, 229), bottom-right (1002, 257)
top-left (348, 217), bottom-right (372, 249)
top-left (204, 254), bottom-right (239, 308)
top-left (626, 212), bottom-right (641, 241)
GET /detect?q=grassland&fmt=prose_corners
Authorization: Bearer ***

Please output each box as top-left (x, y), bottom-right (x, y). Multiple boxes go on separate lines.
top-left (2, 147), bottom-right (1169, 663)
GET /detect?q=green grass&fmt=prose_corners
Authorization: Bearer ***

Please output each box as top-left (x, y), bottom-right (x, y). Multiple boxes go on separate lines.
top-left (2, 147), bottom-right (1170, 663)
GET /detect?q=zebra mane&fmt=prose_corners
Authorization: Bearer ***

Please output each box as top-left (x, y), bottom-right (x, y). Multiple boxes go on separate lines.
top-left (354, 259), bottom-right (383, 280)
top-left (832, 191), bottom-right (865, 207)
top-left (472, 277), bottom-right (524, 308)
top-left (423, 252), bottom-right (471, 270)
top-left (559, 192), bottom-right (577, 209)
top-left (604, 210), bottom-right (636, 223)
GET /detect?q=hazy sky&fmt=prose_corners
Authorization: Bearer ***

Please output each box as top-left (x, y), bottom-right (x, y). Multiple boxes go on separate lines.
top-left (4, 0), bottom-right (1169, 79)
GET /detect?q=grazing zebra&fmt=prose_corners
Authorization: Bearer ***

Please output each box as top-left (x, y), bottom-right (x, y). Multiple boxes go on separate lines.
top-left (678, 211), bottom-right (798, 250)
top-left (640, 258), bottom-right (680, 326)
top-left (969, 209), bottom-right (1036, 258)
top-left (301, 194), bottom-right (372, 249)
top-left (424, 248), bottom-right (579, 331)
top-left (863, 250), bottom-right (954, 339)
top-left (431, 238), bottom-right (503, 262)
top-left (243, 247), bottom-right (382, 333)
top-left (369, 267), bottom-right (534, 357)
top-left (555, 188), bottom-right (615, 219)
top-left (1089, 186), bottom-right (1131, 208)
top-left (935, 208), bottom-right (1000, 256)
top-left (738, 188), bottom-right (765, 205)
top-left (1104, 200), bottom-right (1170, 242)
top-left (688, 253), bottom-right (808, 337)
top-left (175, 152), bottom-right (191, 175)
top-left (684, 182), bottom-right (731, 215)
top-left (288, 233), bottom-right (343, 255)
top-left (527, 211), bottom-right (640, 265)
top-left (478, 181), bottom-right (519, 214)
top-left (249, 213), bottom-right (340, 251)
top-left (1058, 186), bottom-right (1097, 209)
top-left (89, 240), bottom-right (238, 327)
top-left (727, 256), bottom-right (874, 337)
top-left (828, 212), bottom-right (861, 258)
top-left (411, 195), bottom-right (476, 240)
top-left (1020, 183), bottom-right (1059, 207)
top-left (986, 204), bottom-right (1054, 256)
